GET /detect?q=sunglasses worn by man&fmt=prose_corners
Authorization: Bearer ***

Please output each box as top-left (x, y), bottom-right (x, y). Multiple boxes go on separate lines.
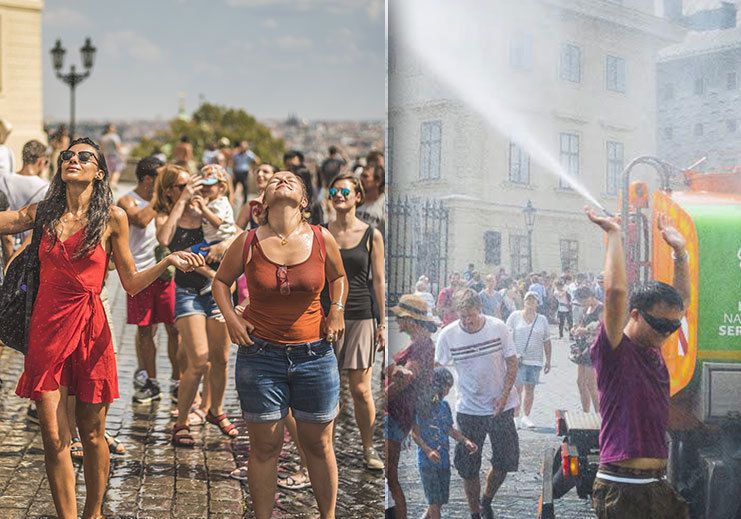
top-left (638, 310), bottom-right (682, 335)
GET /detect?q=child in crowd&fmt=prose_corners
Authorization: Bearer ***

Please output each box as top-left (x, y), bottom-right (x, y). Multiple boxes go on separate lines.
top-left (193, 164), bottom-right (237, 247)
top-left (412, 367), bottom-right (478, 519)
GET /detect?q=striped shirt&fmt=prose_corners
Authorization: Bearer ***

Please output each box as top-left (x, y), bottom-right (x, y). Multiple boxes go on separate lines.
top-left (436, 316), bottom-right (519, 416)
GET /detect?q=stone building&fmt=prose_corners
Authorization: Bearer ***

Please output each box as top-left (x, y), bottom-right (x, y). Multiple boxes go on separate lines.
top-left (0, 0), bottom-right (45, 158)
top-left (388, 0), bottom-right (683, 281)
top-left (658, 3), bottom-right (741, 170)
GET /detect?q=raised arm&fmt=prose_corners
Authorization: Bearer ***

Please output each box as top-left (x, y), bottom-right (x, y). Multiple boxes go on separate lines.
top-left (117, 194), bottom-right (157, 229)
top-left (586, 207), bottom-right (628, 349)
top-left (110, 207), bottom-right (203, 295)
top-left (155, 176), bottom-right (202, 246)
top-left (658, 213), bottom-right (690, 308)
top-left (0, 204), bottom-right (37, 236)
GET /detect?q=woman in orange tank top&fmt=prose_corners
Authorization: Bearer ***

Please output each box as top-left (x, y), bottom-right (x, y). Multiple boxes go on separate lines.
top-left (213, 170), bottom-right (347, 519)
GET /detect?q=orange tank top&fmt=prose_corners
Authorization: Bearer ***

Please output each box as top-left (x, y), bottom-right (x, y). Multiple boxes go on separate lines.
top-left (242, 225), bottom-right (326, 344)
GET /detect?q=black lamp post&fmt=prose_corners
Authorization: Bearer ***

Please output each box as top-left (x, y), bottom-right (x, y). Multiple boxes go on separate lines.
top-left (523, 199), bottom-right (537, 272)
top-left (50, 37), bottom-right (97, 139)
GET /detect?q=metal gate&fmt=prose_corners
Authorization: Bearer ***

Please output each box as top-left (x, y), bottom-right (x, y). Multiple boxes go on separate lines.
top-left (387, 196), bottom-right (450, 307)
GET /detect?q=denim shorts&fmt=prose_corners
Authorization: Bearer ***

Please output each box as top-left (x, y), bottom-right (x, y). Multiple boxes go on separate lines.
top-left (385, 414), bottom-right (406, 443)
top-left (174, 286), bottom-right (222, 320)
top-left (516, 363), bottom-right (541, 386)
top-left (235, 337), bottom-right (340, 423)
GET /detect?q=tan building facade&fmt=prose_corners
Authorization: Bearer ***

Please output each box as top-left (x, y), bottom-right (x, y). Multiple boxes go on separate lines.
top-left (389, 0), bottom-right (684, 278)
top-left (0, 0), bottom-right (45, 159)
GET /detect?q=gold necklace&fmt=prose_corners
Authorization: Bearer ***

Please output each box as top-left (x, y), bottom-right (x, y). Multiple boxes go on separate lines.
top-left (269, 221), bottom-right (303, 246)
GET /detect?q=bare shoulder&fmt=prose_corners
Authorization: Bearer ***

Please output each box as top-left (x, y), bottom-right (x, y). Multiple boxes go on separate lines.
top-left (116, 193), bottom-right (134, 208)
top-left (108, 205), bottom-right (128, 230)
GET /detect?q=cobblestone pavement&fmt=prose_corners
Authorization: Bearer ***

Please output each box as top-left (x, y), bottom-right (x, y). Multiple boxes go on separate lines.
top-left (390, 320), bottom-right (595, 518)
top-left (0, 273), bottom-right (384, 518)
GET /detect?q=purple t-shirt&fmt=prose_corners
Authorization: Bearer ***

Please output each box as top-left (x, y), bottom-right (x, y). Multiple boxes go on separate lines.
top-left (591, 325), bottom-right (669, 463)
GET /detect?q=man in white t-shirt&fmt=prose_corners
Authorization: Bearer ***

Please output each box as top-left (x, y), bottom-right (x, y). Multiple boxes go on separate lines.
top-left (436, 289), bottom-right (519, 519)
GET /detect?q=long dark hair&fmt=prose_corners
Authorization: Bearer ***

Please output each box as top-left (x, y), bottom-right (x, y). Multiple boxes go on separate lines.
top-left (36, 137), bottom-right (113, 258)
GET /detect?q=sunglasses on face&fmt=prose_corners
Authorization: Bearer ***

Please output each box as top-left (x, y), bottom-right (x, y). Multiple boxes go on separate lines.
top-left (329, 187), bottom-right (352, 198)
top-left (639, 310), bottom-right (682, 335)
top-left (277, 266), bottom-right (290, 296)
top-left (60, 150), bottom-right (98, 164)
top-left (173, 183), bottom-right (188, 190)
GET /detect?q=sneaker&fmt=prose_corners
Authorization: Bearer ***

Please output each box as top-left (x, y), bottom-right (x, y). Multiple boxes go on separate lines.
top-left (170, 380), bottom-right (179, 403)
top-left (133, 379), bottom-right (162, 404)
top-left (481, 497), bottom-right (495, 519)
top-left (363, 447), bottom-right (384, 470)
top-left (520, 415), bottom-right (535, 429)
top-left (27, 404), bottom-right (40, 425)
top-left (133, 368), bottom-right (149, 390)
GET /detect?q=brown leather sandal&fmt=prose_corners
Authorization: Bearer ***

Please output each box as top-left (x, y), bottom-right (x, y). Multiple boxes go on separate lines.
top-left (206, 410), bottom-right (239, 437)
top-left (171, 424), bottom-right (195, 447)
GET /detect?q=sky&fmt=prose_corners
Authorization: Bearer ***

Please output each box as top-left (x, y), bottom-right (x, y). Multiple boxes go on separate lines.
top-left (42, 0), bottom-right (385, 122)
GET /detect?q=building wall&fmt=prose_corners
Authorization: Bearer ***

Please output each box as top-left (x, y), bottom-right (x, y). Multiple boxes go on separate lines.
top-left (389, 0), bottom-right (683, 276)
top-left (0, 0), bottom-right (45, 158)
top-left (658, 47), bottom-right (741, 169)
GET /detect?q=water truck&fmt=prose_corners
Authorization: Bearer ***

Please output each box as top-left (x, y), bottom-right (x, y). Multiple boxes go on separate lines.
top-left (539, 157), bottom-right (741, 519)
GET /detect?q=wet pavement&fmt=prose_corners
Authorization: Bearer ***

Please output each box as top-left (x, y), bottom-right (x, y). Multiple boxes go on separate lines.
top-left (390, 320), bottom-right (595, 518)
top-left (0, 273), bottom-right (384, 518)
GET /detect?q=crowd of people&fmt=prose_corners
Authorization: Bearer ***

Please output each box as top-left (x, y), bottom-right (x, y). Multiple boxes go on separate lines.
top-left (0, 126), bottom-right (387, 519)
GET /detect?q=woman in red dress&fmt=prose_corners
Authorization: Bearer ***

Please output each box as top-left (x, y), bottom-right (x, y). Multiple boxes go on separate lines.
top-left (0, 138), bottom-right (203, 519)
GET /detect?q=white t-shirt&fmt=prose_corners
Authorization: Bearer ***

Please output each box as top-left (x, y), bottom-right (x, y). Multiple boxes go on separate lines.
top-left (125, 191), bottom-right (157, 270)
top-left (436, 315), bottom-right (519, 416)
top-left (0, 145), bottom-right (16, 176)
top-left (506, 311), bottom-right (551, 367)
top-left (203, 196), bottom-right (237, 243)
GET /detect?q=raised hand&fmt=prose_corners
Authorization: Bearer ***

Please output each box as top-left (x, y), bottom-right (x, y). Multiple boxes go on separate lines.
top-left (657, 212), bottom-right (687, 252)
top-left (168, 250), bottom-right (204, 272)
top-left (178, 175), bottom-right (203, 203)
top-left (585, 206), bottom-right (621, 233)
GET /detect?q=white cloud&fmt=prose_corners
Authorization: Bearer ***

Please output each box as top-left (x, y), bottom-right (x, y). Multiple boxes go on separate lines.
top-left (102, 31), bottom-right (165, 63)
top-left (225, 0), bottom-right (384, 20)
top-left (261, 18), bottom-right (279, 28)
top-left (43, 7), bottom-right (91, 29)
top-left (274, 35), bottom-right (314, 51)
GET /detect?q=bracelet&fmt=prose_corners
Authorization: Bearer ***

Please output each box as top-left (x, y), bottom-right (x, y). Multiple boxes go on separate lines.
top-left (331, 302), bottom-right (345, 311)
top-left (672, 250), bottom-right (689, 262)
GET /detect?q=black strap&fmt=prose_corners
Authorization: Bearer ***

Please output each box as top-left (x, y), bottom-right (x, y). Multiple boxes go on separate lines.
top-left (519, 314), bottom-right (539, 358)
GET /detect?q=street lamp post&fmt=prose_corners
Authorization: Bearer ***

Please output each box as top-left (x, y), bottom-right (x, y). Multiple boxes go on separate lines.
top-left (523, 199), bottom-right (537, 273)
top-left (50, 38), bottom-right (97, 139)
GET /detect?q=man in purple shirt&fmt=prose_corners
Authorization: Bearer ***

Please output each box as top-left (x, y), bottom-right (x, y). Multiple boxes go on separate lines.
top-left (585, 208), bottom-right (690, 519)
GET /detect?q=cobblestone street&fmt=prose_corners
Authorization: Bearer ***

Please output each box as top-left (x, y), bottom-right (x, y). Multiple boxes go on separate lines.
top-left (0, 273), bottom-right (384, 518)
top-left (390, 320), bottom-right (595, 519)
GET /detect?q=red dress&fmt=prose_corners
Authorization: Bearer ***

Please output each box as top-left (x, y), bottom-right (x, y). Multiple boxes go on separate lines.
top-left (16, 227), bottom-right (119, 404)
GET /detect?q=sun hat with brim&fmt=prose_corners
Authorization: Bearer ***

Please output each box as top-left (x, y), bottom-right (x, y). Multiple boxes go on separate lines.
top-left (390, 294), bottom-right (439, 323)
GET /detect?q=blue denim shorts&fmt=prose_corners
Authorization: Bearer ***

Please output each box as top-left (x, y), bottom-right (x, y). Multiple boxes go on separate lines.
top-left (174, 286), bottom-right (222, 320)
top-left (516, 363), bottom-right (541, 386)
top-left (235, 337), bottom-right (340, 423)
top-left (385, 414), bottom-right (406, 443)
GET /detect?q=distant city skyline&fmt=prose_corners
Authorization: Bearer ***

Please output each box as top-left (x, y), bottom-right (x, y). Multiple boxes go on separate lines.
top-left (43, 0), bottom-right (384, 122)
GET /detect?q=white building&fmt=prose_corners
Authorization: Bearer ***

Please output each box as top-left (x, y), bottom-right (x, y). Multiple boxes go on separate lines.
top-left (388, 0), bottom-right (683, 280)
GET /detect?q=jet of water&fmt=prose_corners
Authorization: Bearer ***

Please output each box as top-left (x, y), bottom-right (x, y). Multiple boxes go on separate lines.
top-left (397, 1), bottom-right (609, 214)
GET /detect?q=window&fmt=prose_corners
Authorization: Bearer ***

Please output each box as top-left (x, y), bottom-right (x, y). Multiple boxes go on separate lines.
top-left (663, 127), bottom-right (674, 140)
top-left (728, 72), bottom-right (737, 90)
top-left (560, 44), bottom-right (581, 83)
top-left (484, 231), bottom-right (502, 265)
top-left (509, 234), bottom-right (530, 276)
top-left (559, 132), bottom-right (580, 189)
top-left (386, 126), bottom-right (394, 186)
top-left (419, 121), bottom-right (442, 180)
top-left (606, 55), bottom-right (626, 93)
top-left (508, 141), bottom-right (530, 184)
top-left (694, 77), bottom-right (705, 95)
top-left (606, 141), bottom-right (624, 196)
top-left (694, 123), bottom-right (704, 136)
top-left (509, 33), bottom-right (533, 70)
top-left (560, 240), bottom-right (579, 273)
top-left (727, 119), bottom-right (737, 133)
top-left (663, 83), bottom-right (675, 100)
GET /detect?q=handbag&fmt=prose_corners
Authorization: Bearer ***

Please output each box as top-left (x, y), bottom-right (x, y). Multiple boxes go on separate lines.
top-left (517, 314), bottom-right (539, 367)
top-left (0, 220), bottom-right (44, 354)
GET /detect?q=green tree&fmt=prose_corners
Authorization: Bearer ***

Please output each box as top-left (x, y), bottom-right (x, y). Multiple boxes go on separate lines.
top-left (132, 102), bottom-right (285, 166)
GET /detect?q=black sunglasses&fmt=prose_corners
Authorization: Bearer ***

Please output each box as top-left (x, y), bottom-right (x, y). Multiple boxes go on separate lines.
top-left (60, 150), bottom-right (98, 164)
top-left (639, 310), bottom-right (682, 335)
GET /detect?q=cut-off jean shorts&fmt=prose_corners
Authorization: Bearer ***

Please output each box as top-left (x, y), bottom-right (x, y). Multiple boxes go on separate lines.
top-left (235, 336), bottom-right (340, 424)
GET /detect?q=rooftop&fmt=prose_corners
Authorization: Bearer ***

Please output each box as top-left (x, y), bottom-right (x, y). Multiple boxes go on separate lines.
top-left (658, 24), bottom-right (741, 59)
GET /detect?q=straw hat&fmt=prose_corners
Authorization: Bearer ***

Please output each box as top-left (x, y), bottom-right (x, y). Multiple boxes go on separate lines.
top-left (390, 294), bottom-right (438, 323)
